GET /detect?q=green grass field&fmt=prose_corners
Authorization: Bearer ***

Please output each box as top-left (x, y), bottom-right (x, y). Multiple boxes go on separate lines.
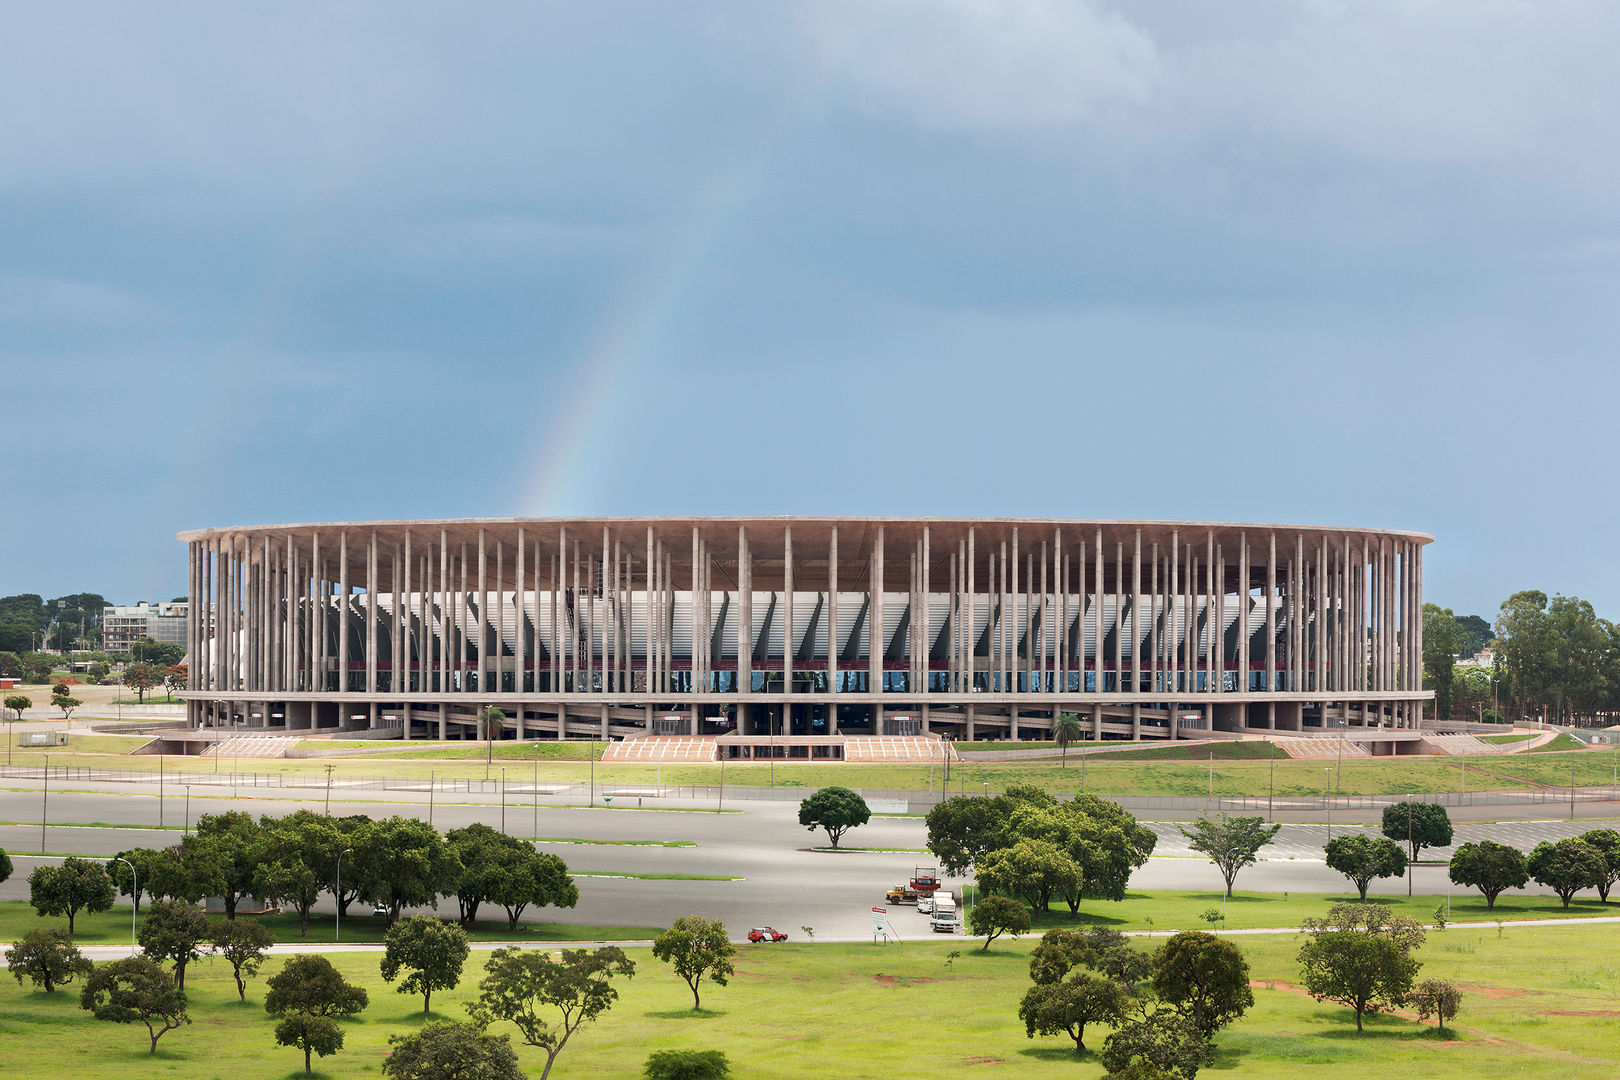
top-left (12, 733), bottom-right (1620, 799)
top-left (0, 901), bottom-right (658, 946)
top-left (1480, 732), bottom-right (1537, 745)
top-left (3, 923), bottom-right (1618, 1078)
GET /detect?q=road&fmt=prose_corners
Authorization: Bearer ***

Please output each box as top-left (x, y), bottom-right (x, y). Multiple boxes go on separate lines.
top-left (1, 781), bottom-right (1610, 941)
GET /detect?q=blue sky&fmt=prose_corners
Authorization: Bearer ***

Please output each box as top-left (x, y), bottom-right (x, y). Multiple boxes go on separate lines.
top-left (2, 2), bottom-right (1616, 619)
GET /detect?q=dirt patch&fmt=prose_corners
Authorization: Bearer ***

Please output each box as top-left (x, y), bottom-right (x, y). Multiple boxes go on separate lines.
top-left (1540, 1009), bottom-right (1620, 1017)
top-left (963, 1057), bottom-right (1006, 1066)
top-left (870, 974), bottom-right (939, 987)
top-left (1464, 985), bottom-right (1528, 999)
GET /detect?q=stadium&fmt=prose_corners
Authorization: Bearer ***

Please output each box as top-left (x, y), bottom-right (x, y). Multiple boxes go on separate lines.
top-left (176, 518), bottom-right (1431, 759)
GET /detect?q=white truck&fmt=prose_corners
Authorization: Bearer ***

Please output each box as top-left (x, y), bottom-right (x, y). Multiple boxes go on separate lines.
top-left (929, 891), bottom-right (959, 933)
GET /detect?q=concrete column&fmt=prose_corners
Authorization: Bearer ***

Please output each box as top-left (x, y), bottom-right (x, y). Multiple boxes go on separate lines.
top-left (739, 526), bottom-right (752, 705)
top-left (1093, 531), bottom-right (1103, 694)
top-left (1132, 530), bottom-right (1142, 696)
top-left (784, 525), bottom-right (794, 700)
top-left (337, 531), bottom-right (349, 696)
top-left (1091, 702), bottom-right (1103, 740)
top-left (966, 529), bottom-right (975, 695)
top-left (366, 531), bottom-right (379, 695)
top-left (923, 526), bottom-right (932, 697)
top-left (1055, 530), bottom-right (1065, 695)
top-left (871, 525), bottom-right (884, 731)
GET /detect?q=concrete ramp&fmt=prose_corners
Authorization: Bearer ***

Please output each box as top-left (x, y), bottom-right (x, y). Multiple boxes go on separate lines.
top-left (202, 735), bottom-right (299, 759)
top-left (843, 736), bottom-right (953, 763)
top-left (1421, 734), bottom-right (1505, 756)
top-left (1276, 736), bottom-right (1371, 760)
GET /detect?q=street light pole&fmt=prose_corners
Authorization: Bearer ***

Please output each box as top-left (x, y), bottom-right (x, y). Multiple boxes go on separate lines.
top-left (428, 770), bottom-right (435, 830)
top-left (533, 743), bottom-right (540, 839)
top-left (1324, 768), bottom-right (1333, 841)
top-left (1406, 794), bottom-right (1414, 897)
top-left (500, 767), bottom-right (507, 834)
top-left (113, 856), bottom-right (137, 956)
top-left (41, 753), bottom-right (49, 853)
top-left (185, 785), bottom-right (191, 834)
top-left (335, 847), bottom-right (352, 942)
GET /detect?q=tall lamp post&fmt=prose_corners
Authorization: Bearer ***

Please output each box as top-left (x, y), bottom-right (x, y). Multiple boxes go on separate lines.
top-left (335, 847), bottom-right (352, 942)
top-left (1324, 768), bottom-right (1333, 841)
top-left (500, 768), bottom-right (507, 834)
top-left (41, 753), bottom-right (50, 853)
top-left (1406, 794), bottom-right (1414, 897)
top-left (532, 743), bottom-right (540, 839)
top-left (112, 856), bottom-right (137, 956)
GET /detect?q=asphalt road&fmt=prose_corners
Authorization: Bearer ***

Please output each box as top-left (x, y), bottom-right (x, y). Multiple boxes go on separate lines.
top-left (1, 784), bottom-right (1607, 941)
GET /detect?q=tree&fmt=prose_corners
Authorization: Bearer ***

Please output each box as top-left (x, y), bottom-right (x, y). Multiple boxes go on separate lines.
top-left (969, 894), bottom-right (1031, 952)
top-left (797, 786), bottom-right (871, 848)
top-left (211, 918), bottom-right (274, 1001)
top-left (182, 810), bottom-right (261, 919)
top-left (255, 814), bottom-right (330, 937)
top-left (265, 954), bottom-right (370, 1075)
top-left (644, 1049), bottom-right (732, 1080)
top-left (1151, 931), bottom-right (1252, 1037)
top-left (489, 849), bottom-right (577, 932)
top-left (1454, 614), bottom-right (1492, 659)
top-left (447, 822), bottom-right (523, 925)
top-left (4, 693), bottom-right (30, 722)
top-left (50, 689), bottom-right (81, 720)
top-left (0, 651), bottom-right (20, 677)
top-left (1323, 834), bottom-right (1409, 900)
top-left (1177, 815), bottom-right (1280, 898)
top-left (106, 848), bottom-right (164, 913)
top-left (1030, 927), bottom-right (1150, 991)
top-left (24, 656), bottom-right (53, 683)
top-left (162, 663), bottom-right (188, 700)
top-left (1412, 978), bottom-right (1462, 1033)
top-left (137, 899), bottom-right (211, 990)
top-left (1579, 829), bottom-right (1620, 902)
top-left (1448, 840), bottom-right (1529, 908)
top-left (1423, 605), bottom-right (1464, 719)
top-left (1020, 971), bottom-right (1127, 1051)
top-left (80, 955), bottom-right (191, 1055)
top-left (480, 705), bottom-right (505, 767)
top-left (0, 848), bottom-right (11, 885)
top-left (381, 916), bottom-right (470, 1014)
top-left (925, 794), bottom-right (1012, 876)
top-left (29, 856), bottom-right (116, 934)
top-left (352, 816), bottom-right (458, 922)
top-left (1296, 903), bottom-right (1425, 1032)
top-left (145, 840), bottom-right (225, 904)
top-left (89, 660), bottom-right (110, 683)
top-left (978, 838), bottom-right (1082, 917)
top-left (1380, 802), bottom-right (1454, 864)
top-left (1052, 712), bottom-right (1084, 767)
top-left (469, 945), bottom-right (636, 1080)
top-left (382, 1021), bottom-right (524, 1080)
top-left (1528, 838), bottom-right (1608, 909)
top-left (651, 915), bottom-right (735, 1010)
top-left (125, 663), bottom-right (161, 703)
top-left (6, 927), bottom-right (91, 992)
top-left (1099, 1008), bottom-right (1215, 1080)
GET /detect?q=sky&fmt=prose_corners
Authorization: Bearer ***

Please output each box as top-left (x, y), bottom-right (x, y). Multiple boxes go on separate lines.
top-left (1, 2), bottom-right (1616, 619)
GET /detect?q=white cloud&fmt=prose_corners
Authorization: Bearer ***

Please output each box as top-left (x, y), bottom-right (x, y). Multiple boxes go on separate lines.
top-left (796, 0), bottom-right (1160, 130)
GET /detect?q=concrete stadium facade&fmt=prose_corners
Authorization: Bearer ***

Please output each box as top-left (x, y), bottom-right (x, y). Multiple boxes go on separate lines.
top-left (177, 517), bottom-right (1432, 744)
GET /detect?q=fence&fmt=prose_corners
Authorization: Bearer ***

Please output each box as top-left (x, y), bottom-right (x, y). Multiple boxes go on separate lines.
top-left (1, 763), bottom-right (1617, 814)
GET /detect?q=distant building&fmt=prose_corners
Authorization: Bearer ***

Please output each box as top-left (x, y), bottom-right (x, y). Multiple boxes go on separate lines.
top-left (103, 601), bottom-right (192, 657)
top-left (1458, 647), bottom-right (1496, 669)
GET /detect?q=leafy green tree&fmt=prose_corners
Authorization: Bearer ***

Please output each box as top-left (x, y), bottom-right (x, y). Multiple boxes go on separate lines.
top-left (0, 651), bottom-right (21, 677)
top-left (1028, 793), bottom-right (1157, 904)
top-left (1448, 840), bottom-right (1529, 908)
top-left (162, 663), bottom-right (187, 700)
top-left (1099, 1007), bottom-right (1214, 1080)
top-left (1422, 604), bottom-right (1463, 719)
top-left (978, 838), bottom-right (1081, 917)
top-left (644, 1049), bottom-right (731, 1080)
top-left (381, 916), bottom-right (470, 1013)
top-left (1380, 802), bottom-right (1454, 863)
top-left (254, 815), bottom-right (327, 937)
top-left (969, 894), bottom-right (1031, 952)
top-left (1178, 815), bottom-right (1280, 898)
top-left (182, 810), bottom-right (261, 919)
top-left (468, 946), bottom-right (636, 1080)
top-left (50, 690), bottom-right (81, 720)
top-left (80, 955), bottom-right (191, 1055)
top-left (924, 794), bottom-right (1012, 876)
top-left (353, 816), bottom-right (459, 922)
top-left (1296, 903), bottom-right (1425, 1032)
top-left (1527, 837), bottom-right (1608, 909)
top-left (489, 848), bottom-right (577, 932)
top-left (480, 705), bottom-right (505, 767)
top-left (145, 841), bottom-right (225, 904)
top-left (1578, 829), bottom-right (1620, 901)
top-left (29, 856), bottom-right (116, 934)
top-left (125, 663), bottom-right (162, 703)
top-left (1052, 712), bottom-right (1084, 767)
top-left (1029, 927), bottom-right (1149, 990)
top-left (651, 915), bottom-right (735, 1010)
top-left (211, 918), bottom-right (274, 1001)
top-left (88, 660), bottom-right (110, 682)
top-left (1412, 978), bottom-right (1462, 1033)
top-left (4, 693), bottom-right (29, 722)
top-left (264, 954), bottom-right (370, 1075)
top-left (137, 899), bottom-right (211, 990)
top-left (1323, 834), bottom-right (1409, 900)
top-left (0, 848), bottom-right (11, 885)
top-left (1454, 614), bottom-right (1492, 659)
top-left (797, 786), bottom-right (871, 848)
top-left (6, 927), bottom-right (91, 992)
top-left (1020, 971), bottom-right (1127, 1051)
top-left (383, 1021), bottom-right (524, 1080)
top-left (446, 822), bottom-right (520, 924)
top-left (1151, 931), bottom-right (1253, 1038)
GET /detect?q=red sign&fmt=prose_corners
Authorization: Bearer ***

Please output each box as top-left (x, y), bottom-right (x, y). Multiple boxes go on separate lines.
top-left (872, 907), bottom-right (887, 914)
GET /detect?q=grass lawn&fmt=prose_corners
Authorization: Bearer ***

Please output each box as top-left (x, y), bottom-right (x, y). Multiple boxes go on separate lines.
top-left (4, 924), bottom-right (1619, 1078)
top-left (11, 735), bottom-right (1620, 800)
top-left (0, 901), bottom-right (658, 946)
top-left (1480, 732), bottom-right (1537, 745)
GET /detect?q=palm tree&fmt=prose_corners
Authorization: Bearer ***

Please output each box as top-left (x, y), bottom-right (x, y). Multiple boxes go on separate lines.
top-left (480, 705), bottom-right (506, 777)
top-left (1052, 712), bottom-right (1084, 768)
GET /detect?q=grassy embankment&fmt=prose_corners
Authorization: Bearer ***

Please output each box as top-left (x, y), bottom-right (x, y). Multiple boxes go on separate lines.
top-left (10, 733), bottom-right (1620, 799)
top-left (3, 922), bottom-right (1619, 1078)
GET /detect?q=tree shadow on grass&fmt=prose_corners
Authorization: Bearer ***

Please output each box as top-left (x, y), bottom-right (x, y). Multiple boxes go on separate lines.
top-left (644, 1007), bottom-right (728, 1020)
top-left (1017, 1045), bottom-right (1093, 1063)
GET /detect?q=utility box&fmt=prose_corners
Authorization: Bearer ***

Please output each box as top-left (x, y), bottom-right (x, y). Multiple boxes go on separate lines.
top-left (20, 732), bottom-right (68, 747)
